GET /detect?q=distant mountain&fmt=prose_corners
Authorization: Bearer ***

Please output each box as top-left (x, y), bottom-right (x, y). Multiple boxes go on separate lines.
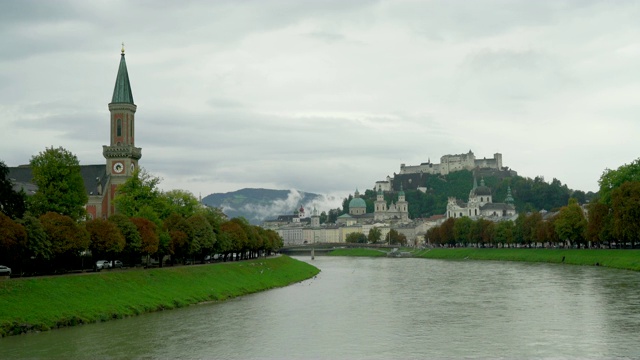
top-left (201, 188), bottom-right (338, 225)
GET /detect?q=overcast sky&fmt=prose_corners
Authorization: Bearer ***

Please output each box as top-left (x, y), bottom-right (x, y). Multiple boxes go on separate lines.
top-left (2, 0), bottom-right (639, 207)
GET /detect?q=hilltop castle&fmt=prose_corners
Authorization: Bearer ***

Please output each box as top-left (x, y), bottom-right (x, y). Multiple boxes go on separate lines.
top-left (375, 150), bottom-right (516, 192)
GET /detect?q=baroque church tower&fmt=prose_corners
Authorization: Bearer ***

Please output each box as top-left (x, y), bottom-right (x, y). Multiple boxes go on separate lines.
top-left (102, 45), bottom-right (141, 215)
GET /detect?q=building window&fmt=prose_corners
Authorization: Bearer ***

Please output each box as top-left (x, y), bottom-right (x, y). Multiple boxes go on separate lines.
top-left (117, 119), bottom-right (122, 137)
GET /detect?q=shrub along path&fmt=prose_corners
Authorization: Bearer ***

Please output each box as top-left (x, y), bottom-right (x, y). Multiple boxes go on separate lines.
top-left (0, 256), bottom-right (319, 337)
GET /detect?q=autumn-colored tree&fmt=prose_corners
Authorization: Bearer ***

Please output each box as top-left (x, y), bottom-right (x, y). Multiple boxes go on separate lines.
top-left (0, 212), bottom-right (27, 266)
top-left (86, 218), bottom-right (126, 262)
top-left (611, 181), bottom-right (640, 248)
top-left (131, 217), bottom-right (159, 262)
top-left (439, 218), bottom-right (455, 246)
top-left (39, 212), bottom-right (89, 269)
top-left (163, 213), bottom-right (193, 263)
top-left (28, 147), bottom-right (88, 220)
top-left (586, 202), bottom-right (610, 247)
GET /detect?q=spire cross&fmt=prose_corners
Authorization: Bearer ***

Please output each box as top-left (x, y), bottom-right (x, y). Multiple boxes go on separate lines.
top-left (121, 42), bottom-right (125, 54)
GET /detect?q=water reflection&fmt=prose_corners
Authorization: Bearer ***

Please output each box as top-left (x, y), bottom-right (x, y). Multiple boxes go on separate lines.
top-left (2, 257), bottom-right (640, 359)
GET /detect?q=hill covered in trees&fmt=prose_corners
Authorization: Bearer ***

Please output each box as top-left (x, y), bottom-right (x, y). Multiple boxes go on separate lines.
top-left (339, 170), bottom-right (596, 219)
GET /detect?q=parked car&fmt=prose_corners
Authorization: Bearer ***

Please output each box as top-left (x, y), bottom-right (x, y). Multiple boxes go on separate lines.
top-left (111, 260), bottom-right (123, 268)
top-left (95, 260), bottom-right (110, 270)
top-left (0, 265), bottom-right (11, 277)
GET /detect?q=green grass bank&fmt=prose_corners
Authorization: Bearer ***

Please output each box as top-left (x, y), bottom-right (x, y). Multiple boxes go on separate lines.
top-left (414, 248), bottom-right (640, 271)
top-left (328, 248), bottom-right (387, 257)
top-left (0, 256), bottom-right (319, 337)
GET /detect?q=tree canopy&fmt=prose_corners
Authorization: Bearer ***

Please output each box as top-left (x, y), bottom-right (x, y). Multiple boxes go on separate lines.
top-left (28, 147), bottom-right (88, 220)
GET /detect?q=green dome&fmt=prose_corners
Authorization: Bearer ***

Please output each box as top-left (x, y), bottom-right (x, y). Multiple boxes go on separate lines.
top-left (349, 197), bottom-right (366, 209)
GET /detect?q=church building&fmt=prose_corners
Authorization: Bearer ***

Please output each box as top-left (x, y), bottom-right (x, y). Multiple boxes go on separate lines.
top-left (446, 178), bottom-right (516, 220)
top-left (9, 46), bottom-right (141, 219)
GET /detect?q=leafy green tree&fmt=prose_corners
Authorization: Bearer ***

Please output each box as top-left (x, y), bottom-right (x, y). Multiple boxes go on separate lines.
top-left (346, 232), bottom-right (367, 243)
top-left (388, 229), bottom-right (407, 246)
top-left (319, 211), bottom-right (328, 224)
top-left (495, 221), bottom-right (514, 247)
top-left (86, 218), bottom-right (126, 262)
top-left (108, 214), bottom-right (142, 264)
top-left (187, 213), bottom-right (216, 261)
top-left (39, 212), bottom-right (90, 269)
top-left (368, 227), bottom-right (382, 244)
top-left (453, 217), bottom-right (473, 246)
top-left (114, 169), bottom-right (166, 220)
top-left (220, 220), bottom-right (248, 261)
top-left (161, 189), bottom-right (201, 219)
top-left (0, 160), bottom-right (26, 219)
top-left (17, 213), bottom-right (51, 261)
top-left (598, 158), bottom-right (640, 205)
top-left (28, 147), bottom-right (88, 220)
top-left (554, 199), bottom-right (587, 248)
top-left (611, 181), bottom-right (640, 248)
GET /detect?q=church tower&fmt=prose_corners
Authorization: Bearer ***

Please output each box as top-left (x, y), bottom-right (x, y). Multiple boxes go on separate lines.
top-left (103, 45), bottom-right (141, 214)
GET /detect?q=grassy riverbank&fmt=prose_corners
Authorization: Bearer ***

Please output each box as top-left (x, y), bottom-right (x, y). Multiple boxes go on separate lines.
top-left (328, 248), bottom-right (387, 257)
top-left (414, 248), bottom-right (640, 271)
top-left (0, 256), bottom-right (319, 337)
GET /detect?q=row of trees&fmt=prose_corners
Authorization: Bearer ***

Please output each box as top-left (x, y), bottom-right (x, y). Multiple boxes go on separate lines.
top-left (426, 158), bottom-right (640, 249)
top-left (345, 227), bottom-right (408, 246)
top-left (0, 147), bottom-right (284, 275)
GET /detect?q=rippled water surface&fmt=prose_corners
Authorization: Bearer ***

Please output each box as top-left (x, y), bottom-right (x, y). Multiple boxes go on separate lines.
top-left (2, 257), bottom-right (640, 359)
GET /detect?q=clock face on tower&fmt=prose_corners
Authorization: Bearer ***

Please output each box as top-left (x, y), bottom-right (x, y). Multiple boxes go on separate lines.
top-left (113, 162), bottom-right (124, 174)
top-left (130, 163), bottom-right (135, 173)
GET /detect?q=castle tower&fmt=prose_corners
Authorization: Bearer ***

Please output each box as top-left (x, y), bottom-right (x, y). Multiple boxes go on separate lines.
top-left (103, 45), bottom-right (142, 215)
top-left (311, 206), bottom-right (320, 227)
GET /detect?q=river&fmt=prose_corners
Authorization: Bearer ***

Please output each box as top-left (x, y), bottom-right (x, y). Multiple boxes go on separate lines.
top-left (2, 256), bottom-right (640, 359)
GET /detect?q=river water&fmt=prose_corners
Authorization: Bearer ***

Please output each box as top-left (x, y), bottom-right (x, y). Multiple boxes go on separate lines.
top-left (2, 256), bottom-right (640, 359)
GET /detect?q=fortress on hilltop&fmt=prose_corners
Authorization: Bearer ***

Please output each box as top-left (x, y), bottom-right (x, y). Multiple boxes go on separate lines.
top-left (375, 150), bottom-right (516, 192)
top-left (400, 150), bottom-right (503, 176)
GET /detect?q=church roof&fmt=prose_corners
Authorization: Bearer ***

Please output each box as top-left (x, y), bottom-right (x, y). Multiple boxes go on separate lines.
top-left (111, 49), bottom-right (134, 104)
top-left (8, 164), bottom-right (109, 196)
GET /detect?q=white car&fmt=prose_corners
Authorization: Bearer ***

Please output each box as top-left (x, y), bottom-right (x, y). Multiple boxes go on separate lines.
top-left (0, 265), bottom-right (11, 277)
top-left (95, 260), bottom-right (111, 270)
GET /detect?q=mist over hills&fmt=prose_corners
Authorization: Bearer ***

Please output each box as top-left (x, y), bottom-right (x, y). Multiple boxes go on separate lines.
top-left (201, 188), bottom-right (344, 225)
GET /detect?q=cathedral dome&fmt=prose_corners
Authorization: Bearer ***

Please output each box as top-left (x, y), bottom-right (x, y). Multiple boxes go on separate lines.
top-left (349, 197), bottom-right (366, 209)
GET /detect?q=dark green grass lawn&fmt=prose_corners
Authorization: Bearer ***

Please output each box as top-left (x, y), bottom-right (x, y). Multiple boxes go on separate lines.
top-left (414, 248), bottom-right (640, 271)
top-left (0, 256), bottom-right (319, 337)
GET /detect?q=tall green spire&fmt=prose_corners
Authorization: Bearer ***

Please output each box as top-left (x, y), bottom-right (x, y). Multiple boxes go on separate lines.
top-left (111, 44), bottom-right (134, 104)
